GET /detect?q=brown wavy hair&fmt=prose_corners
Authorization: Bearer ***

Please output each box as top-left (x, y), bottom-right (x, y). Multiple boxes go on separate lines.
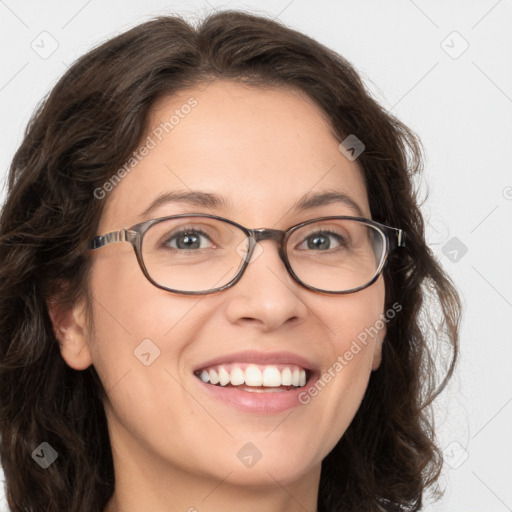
top-left (0, 9), bottom-right (461, 512)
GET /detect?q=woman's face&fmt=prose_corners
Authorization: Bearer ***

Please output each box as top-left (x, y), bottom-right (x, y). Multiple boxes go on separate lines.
top-left (62, 80), bottom-right (386, 492)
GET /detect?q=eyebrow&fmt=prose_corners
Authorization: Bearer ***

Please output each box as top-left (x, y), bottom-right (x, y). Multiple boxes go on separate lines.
top-left (139, 189), bottom-right (365, 220)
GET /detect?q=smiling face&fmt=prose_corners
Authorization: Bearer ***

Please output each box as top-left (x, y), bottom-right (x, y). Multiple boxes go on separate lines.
top-left (55, 80), bottom-right (387, 507)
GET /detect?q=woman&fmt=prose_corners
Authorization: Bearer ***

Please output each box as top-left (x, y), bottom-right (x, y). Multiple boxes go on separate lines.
top-left (0, 10), bottom-right (461, 512)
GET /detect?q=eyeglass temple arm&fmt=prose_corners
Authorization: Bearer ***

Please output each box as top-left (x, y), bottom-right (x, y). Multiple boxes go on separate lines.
top-left (89, 229), bottom-right (130, 250)
top-left (392, 228), bottom-right (406, 249)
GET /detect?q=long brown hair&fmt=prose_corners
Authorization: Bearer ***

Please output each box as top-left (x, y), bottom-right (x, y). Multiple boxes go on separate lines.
top-left (0, 10), bottom-right (461, 511)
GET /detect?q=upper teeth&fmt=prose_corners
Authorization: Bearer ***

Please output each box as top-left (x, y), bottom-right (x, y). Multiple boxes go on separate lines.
top-left (195, 363), bottom-right (307, 387)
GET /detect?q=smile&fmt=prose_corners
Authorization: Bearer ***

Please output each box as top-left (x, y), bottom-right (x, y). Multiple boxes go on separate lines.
top-left (194, 363), bottom-right (309, 390)
top-left (191, 350), bottom-right (319, 413)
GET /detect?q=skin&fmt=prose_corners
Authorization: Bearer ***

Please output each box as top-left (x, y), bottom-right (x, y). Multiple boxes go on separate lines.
top-left (49, 80), bottom-right (386, 512)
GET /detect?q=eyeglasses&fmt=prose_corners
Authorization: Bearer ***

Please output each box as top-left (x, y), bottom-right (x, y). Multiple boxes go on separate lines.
top-left (88, 214), bottom-right (405, 295)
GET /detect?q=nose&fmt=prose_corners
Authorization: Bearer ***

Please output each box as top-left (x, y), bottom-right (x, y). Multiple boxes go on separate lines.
top-left (223, 234), bottom-right (309, 331)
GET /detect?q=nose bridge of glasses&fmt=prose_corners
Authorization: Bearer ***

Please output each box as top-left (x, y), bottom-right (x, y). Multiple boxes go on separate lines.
top-left (251, 228), bottom-right (286, 246)
top-left (242, 228), bottom-right (287, 262)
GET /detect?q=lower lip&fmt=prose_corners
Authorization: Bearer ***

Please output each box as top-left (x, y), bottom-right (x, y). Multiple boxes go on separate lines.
top-left (194, 374), bottom-right (318, 414)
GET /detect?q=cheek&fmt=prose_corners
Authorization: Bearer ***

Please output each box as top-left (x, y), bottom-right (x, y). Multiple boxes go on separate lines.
top-left (85, 255), bottom-right (213, 462)
top-left (85, 252), bottom-right (197, 392)
top-left (301, 280), bottom-right (386, 448)
top-left (327, 278), bottom-right (386, 359)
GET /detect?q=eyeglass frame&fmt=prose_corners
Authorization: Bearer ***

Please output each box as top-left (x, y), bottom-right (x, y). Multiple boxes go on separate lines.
top-left (88, 213), bottom-right (406, 295)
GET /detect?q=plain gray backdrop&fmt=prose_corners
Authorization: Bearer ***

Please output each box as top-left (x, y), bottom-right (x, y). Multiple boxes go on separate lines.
top-left (1, 1), bottom-right (511, 510)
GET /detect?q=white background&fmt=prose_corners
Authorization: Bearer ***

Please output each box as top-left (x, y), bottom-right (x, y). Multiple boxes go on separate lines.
top-left (1, 1), bottom-right (511, 510)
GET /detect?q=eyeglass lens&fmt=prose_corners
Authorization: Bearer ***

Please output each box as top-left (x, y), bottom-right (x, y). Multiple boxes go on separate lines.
top-left (140, 216), bottom-right (385, 293)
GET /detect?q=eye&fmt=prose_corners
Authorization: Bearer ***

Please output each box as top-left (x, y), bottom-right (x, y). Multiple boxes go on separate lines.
top-left (297, 230), bottom-right (348, 251)
top-left (162, 228), bottom-right (215, 251)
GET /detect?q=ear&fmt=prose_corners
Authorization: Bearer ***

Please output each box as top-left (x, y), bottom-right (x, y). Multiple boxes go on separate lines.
top-left (46, 292), bottom-right (93, 371)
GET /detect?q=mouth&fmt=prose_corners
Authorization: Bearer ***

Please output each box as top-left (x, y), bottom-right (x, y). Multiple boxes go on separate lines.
top-left (191, 350), bottom-right (320, 413)
top-left (193, 362), bottom-right (313, 392)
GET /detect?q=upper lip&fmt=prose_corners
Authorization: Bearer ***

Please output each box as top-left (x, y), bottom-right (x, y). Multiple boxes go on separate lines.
top-left (193, 350), bottom-right (320, 373)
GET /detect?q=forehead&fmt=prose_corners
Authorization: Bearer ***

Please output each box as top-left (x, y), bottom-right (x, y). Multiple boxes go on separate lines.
top-left (98, 80), bottom-right (370, 231)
